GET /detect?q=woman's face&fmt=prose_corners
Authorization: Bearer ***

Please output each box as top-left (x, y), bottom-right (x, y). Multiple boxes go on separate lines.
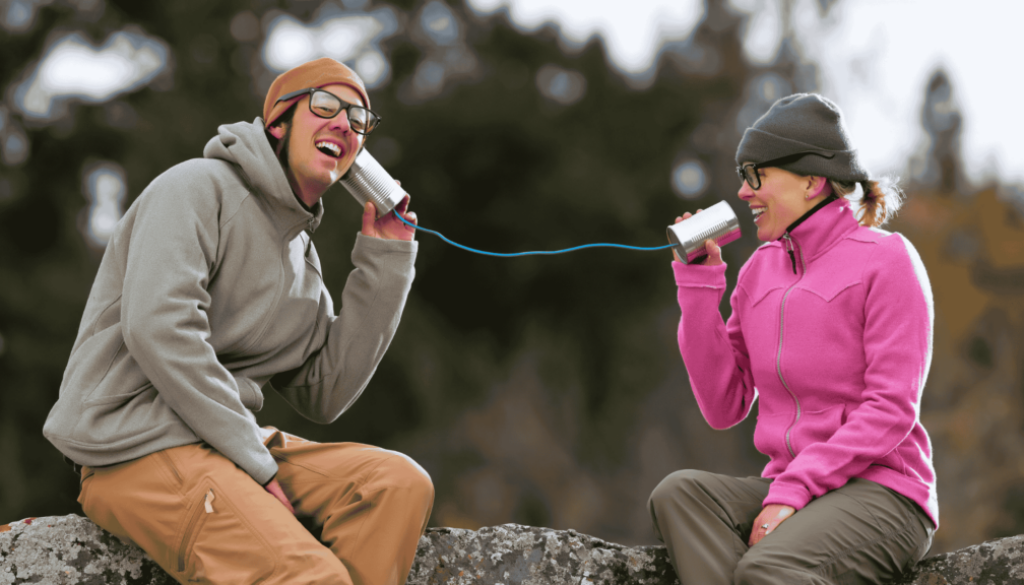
top-left (737, 165), bottom-right (821, 242)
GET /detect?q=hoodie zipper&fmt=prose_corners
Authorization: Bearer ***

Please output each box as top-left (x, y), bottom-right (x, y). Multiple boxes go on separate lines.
top-left (777, 233), bottom-right (805, 459)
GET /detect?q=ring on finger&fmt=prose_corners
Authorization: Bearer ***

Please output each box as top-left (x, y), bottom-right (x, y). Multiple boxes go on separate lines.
top-left (761, 523), bottom-right (770, 530)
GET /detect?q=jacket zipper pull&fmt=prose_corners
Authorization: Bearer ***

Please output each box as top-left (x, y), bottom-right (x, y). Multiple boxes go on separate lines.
top-left (782, 234), bottom-right (797, 274)
top-left (204, 489), bottom-right (216, 514)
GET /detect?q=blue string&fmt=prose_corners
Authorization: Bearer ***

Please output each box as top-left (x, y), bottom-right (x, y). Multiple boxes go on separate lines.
top-left (391, 210), bottom-right (675, 258)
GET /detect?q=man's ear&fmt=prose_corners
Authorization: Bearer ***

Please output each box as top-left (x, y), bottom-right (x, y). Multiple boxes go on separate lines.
top-left (267, 122), bottom-right (287, 140)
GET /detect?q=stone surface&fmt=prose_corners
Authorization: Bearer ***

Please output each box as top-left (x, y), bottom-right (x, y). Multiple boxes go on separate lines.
top-left (407, 524), bottom-right (677, 585)
top-left (890, 534), bottom-right (1024, 585)
top-left (3, 515), bottom-right (1023, 584)
top-left (0, 516), bottom-right (173, 585)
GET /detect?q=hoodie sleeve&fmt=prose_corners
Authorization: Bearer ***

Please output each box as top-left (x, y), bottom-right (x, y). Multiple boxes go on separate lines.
top-left (121, 164), bottom-right (278, 485)
top-left (764, 234), bottom-right (934, 510)
top-left (675, 260), bottom-right (758, 429)
top-left (270, 233), bottom-right (417, 423)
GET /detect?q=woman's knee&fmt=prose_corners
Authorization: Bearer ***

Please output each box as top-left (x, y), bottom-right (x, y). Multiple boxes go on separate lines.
top-left (650, 469), bottom-right (714, 506)
top-left (734, 548), bottom-right (807, 585)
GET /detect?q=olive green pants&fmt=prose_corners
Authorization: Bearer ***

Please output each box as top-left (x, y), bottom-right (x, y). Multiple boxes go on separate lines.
top-left (79, 428), bottom-right (434, 585)
top-left (648, 470), bottom-right (934, 585)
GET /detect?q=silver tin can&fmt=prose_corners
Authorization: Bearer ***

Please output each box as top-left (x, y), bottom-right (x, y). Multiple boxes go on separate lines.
top-left (338, 149), bottom-right (408, 215)
top-left (666, 200), bottom-right (741, 264)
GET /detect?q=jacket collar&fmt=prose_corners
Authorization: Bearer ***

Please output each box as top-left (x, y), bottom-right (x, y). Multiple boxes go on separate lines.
top-left (779, 196), bottom-right (860, 262)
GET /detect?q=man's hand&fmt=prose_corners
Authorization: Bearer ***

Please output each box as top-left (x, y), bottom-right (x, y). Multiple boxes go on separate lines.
top-left (748, 504), bottom-right (795, 546)
top-left (361, 189), bottom-right (417, 241)
top-left (671, 210), bottom-right (723, 266)
top-left (264, 478), bottom-right (295, 514)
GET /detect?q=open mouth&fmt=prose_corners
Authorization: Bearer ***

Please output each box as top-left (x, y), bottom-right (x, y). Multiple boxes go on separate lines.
top-left (751, 207), bottom-right (766, 221)
top-left (315, 140), bottom-right (342, 158)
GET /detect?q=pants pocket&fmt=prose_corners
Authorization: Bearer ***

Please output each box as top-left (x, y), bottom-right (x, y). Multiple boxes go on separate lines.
top-left (176, 480), bottom-right (278, 583)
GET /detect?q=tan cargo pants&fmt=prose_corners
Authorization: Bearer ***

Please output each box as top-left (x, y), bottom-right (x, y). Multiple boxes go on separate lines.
top-left (78, 428), bottom-right (434, 585)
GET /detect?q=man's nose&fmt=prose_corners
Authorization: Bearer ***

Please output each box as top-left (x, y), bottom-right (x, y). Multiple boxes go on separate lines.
top-left (329, 110), bottom-right (352, 133)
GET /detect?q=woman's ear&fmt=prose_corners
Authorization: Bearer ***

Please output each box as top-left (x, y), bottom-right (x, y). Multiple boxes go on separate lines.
top-left (805, 176), bottom-right (829, 200)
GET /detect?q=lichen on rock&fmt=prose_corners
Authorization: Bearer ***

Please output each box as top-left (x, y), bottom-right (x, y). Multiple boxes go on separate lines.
top-left (405, 524), bottom-right (679, 585)
top-left (0, 515), bottom-right (173, 585)
top-left (3, 515), bottom-right (1024, 584)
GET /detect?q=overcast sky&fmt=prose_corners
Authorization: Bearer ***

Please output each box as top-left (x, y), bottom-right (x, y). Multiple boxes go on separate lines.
top-left (467, 0), bottom-right (1024, 187)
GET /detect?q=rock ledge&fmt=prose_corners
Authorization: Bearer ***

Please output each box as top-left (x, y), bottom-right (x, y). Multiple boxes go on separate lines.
top-left (2, 515), bottom-right (1023, 584)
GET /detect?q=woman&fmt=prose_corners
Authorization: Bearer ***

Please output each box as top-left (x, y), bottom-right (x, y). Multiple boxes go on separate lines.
top-left (649, 93), bottom-right (936, 585)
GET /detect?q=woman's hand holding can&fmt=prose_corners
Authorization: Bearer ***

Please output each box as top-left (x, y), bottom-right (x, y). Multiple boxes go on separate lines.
top-left (672, 210), bottom-right (724, 266)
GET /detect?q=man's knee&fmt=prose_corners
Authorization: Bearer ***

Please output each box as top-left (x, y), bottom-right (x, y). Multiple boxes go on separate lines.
top-left (375, 451), bottom-right (435, 505)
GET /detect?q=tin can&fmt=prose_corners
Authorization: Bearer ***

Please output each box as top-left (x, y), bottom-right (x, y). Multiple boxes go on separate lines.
top-left (666, 200), bottom-right (741, 264)
top-left (338, 149), bottom-right (408, 216)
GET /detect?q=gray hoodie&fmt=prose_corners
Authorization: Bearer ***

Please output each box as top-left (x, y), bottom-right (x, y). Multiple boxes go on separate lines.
top-left (43, 119), bottom-right (417, 484)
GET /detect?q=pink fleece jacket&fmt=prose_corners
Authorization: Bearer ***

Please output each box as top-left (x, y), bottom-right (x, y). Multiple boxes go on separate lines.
top-left (674, 198), bottom-right (938, 527)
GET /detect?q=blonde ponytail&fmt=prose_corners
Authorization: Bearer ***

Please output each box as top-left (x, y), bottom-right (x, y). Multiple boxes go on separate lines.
top-left (828, 177), bottom-right (904, 228)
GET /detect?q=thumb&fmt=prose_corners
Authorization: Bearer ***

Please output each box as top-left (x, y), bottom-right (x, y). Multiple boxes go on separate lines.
top-left (706, 240), bottom-right (723, 265)
top-left (361, 202), bottom-right (376, 236)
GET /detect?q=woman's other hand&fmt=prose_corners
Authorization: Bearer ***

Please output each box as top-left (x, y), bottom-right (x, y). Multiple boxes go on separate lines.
top-left (361, 189), bottom-right (417, 241)
top-left (671, 210), bottom-right (724, 266)
top-left (748, 504), bottom-right (795, 546)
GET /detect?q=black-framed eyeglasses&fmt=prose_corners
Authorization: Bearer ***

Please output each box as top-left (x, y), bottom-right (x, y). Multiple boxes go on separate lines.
top-left (276, 87), bottom-right (382, 135)
top-left (736, 151), bottom-right (832, 190)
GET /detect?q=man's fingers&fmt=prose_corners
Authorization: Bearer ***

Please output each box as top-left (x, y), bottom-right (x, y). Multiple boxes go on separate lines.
top-left (264, 479), bottom-right (296, 514)
top-left (274, 490), bottom-right (295, 514)
top-left (396, 194), bottom-right (410, 215)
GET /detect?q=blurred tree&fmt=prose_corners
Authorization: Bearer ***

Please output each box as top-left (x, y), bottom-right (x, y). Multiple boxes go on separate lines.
top-left (909, 69), bottom-right (965, 194)
top-left (891, 68), bottom-right (1024, 553)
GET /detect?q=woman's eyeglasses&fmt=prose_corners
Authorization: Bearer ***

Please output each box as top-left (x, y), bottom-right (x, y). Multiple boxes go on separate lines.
top-left (275, 88), bottom-right (382, 135)
top-left (737, 152), bottom-right (829, 190)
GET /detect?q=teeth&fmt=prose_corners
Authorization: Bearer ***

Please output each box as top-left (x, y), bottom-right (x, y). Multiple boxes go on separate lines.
top-left (751, 207), bottom-right (765, 219)
top-left (315, 141), bottom-right (341, 157)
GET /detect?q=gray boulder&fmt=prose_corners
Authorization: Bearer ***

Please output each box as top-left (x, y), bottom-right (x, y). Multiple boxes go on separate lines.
top-left (2, 515), bottom-right (1022, 584)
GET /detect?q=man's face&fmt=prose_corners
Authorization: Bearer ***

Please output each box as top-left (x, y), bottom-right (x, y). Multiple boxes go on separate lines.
top-left (270, 83), bottom-right (365, 205)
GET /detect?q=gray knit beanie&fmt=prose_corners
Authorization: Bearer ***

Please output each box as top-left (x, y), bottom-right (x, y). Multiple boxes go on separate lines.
top-left (735, 93), bottom-right (869, 183)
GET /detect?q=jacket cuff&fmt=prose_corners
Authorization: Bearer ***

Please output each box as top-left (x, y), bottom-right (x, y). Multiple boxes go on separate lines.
top-left (241, 450), bottom-right (279, 486)
top-left (763, 480), bottom-right (812, 511)
top-left (353, 232), bottom-right (419, 255)
top-left (672, 260), bottom-right (727, 288)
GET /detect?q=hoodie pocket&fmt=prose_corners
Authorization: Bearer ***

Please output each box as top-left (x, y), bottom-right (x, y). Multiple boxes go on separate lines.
top-left (790, 405), bottom-right (845, 455)
top-left (753, 411), bottom-right (793, 461)
top-left (236, 377), bottom-right (264, 412)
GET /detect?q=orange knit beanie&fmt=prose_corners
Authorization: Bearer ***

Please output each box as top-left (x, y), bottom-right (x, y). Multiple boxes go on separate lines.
top-left (262, 57), bottom-right (370, 127)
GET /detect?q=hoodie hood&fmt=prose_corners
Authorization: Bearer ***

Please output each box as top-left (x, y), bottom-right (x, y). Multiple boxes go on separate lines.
top-left (202, 118), bottom-right (324, 233)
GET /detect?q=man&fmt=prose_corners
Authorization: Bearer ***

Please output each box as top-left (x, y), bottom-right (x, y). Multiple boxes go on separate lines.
top-left (43, 57), bottom-right (433, 585)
